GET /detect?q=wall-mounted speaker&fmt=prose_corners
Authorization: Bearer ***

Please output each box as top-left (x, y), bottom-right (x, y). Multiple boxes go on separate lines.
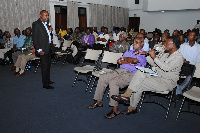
top-left (135, 0), bottom-right (139, 4)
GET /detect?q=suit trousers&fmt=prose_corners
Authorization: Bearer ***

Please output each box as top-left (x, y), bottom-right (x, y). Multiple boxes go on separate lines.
top-left (94, 68), bottom-right (134, 106)
top-left (40, 53), bottom-right (51, 86)
top-left (128, 70), bottom-right (171, 108)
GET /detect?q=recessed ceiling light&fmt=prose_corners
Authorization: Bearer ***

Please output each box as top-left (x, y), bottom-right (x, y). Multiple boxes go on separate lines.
top-left (161, 11), bottom-right (165, 12)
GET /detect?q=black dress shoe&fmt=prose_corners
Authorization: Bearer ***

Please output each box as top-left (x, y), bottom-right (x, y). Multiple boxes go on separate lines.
top-left (43, 85), bottom-right (54, 89)
top-left (111, 95), bottom-right (130, 104)
top-left (121, 108), bottom-right (137, 115)
top-left (49, 81), bottom-right (54, 84)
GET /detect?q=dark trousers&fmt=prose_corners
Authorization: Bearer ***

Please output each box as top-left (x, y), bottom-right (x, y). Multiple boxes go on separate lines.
top-left (40, 53), bottom-right (51, 86)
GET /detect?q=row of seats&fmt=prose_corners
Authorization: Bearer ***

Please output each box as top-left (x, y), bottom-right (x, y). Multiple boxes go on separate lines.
top-left (71, 48), bottom-right (200, 120)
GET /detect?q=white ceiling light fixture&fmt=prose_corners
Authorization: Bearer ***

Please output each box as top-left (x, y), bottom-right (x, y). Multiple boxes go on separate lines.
top-left (161, 11), bottom-right (165, 12)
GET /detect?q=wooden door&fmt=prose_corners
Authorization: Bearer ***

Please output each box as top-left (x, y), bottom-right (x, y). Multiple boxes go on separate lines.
top-left (78, 7), bottom-right (87, 32)
top-left (129, 17), bottom-right (140, 32)
top-left (55, 13), bottom-right (67, 30)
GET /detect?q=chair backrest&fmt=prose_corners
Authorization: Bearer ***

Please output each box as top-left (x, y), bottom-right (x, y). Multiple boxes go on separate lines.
top-left (180, 63), bottom-right (195, 77)
top-left (63, 40), bottom-right (72, 48)
top-left (193, 62), bottom-right (200, 78)
top-left (102, 51), bottom-right (123, 64)
top-left (84, 49), bottom-right (102, 61)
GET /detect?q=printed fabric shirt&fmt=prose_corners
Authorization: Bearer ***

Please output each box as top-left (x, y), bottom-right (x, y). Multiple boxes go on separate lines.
top-left (109, 41), bottom-right (130, 53)
top-left (22, 36), bottom-right (34, 55)
top-left (120, 49), bottom-right (147, 73)
top-left (80, 33), bottom-right (95, 46)
top-left (69, 32), bottom-right (83, 43)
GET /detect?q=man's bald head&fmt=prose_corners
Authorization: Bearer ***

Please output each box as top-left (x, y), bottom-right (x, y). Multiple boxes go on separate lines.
top-left (40, 10), bottom-right (49, 22)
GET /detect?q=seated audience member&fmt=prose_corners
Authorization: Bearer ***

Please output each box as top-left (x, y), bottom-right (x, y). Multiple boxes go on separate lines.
top-left (149, 34), bottom-right (160, 49)
top-left (112, 27), bottom-right (120, 42)
top-left (73, 28), bottom-right (95, 64)
top-left (53, 27), bottom-right (62, 52)
top-left (59, 25), bottom-right (67, 37)
top-left (130, 33), bottom-right (149, 52)
top-left (3, 32), bottom-right (13, 64)
top-left (109, 33), bottom-right (130, 53)
top-left (98, 26), bottom-right (104, 35)
top-left (179, 30), bottom-right (183, 35)
top-left (12, 28), bottom-right (36, 76)
top-left (179, 34), bottom-right (185, 44)
top-left (153, 32), bottom-right (169, 57)
top-left (92, 27), bottom-right (98, 44)
top-left (0, 29), bottom-right (4, 46)
top-left (112, 26), bottom-right (116, 33)
top-left (88, 37), bottom-right (147, 119)
top-left (12, 28), bottom-right (26, 64)
top-left (69, 27), bottom-right (83, 44)
top-left (64, 28), bottom-right (73, 40)
top-left (112, 36), bottom-right (183, 115)
top-left (0, 31), bottom-right (8, 49)
top-left (176, 31), bottom-right (200, 100)
top-left (194, 20), bottom-right (200, 33)
top-left (22, 30), bottom-right (26, 36)
top-left (172, 29), bottom-right (179, 36)
top-left (80, 27), bottom-right (85, 35)
top-left (95, 27), bottom-right (109, 49)
top-left (80, 28), bottom-right (95, 47)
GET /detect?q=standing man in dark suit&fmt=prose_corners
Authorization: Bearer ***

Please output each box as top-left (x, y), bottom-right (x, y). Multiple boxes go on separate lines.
top-left (32, 10), bottom-right (54, 89)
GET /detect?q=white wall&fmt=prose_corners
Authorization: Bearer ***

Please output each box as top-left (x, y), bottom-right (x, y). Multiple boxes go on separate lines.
top-left (143, 0), bottom-right (200, 11)
top-left (128, 0), bottom-right (200, 34)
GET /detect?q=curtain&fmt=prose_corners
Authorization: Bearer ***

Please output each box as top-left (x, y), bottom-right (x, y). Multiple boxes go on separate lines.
top-left (0, 0), bottom-right (50, 36)
top-left (89, 4), bottom-right (129, 32)
top-left (67, 1), bottom-right (79, 30)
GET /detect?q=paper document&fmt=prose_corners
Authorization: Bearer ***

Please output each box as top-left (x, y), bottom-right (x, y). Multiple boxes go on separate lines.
top-left (135, 66), bottom-right (158, 76)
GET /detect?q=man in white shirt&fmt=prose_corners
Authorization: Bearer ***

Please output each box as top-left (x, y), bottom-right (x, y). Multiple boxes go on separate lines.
top-left (112, 27), bottom-right (120, 42)
top-left (176, 31), bottom-right (200, 100)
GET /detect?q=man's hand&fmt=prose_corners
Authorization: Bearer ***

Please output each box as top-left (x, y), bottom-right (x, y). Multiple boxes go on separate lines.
top-left (139, 51), bottom-right (147, 55)
top-left (39, 51), bottom-right (44, 55)
top-left (149, 49), bottom-right (156, 59)
top-left (82, 42), bottom-right (86, 45)
top-left (184, 59), bottom-right (190, 64)
top-left (101, 38), bottom-right (107, 42)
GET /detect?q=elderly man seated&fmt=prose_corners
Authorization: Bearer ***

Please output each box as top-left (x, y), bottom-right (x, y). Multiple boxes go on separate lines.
top-left (12, 28), bottom-right (36, 76)
top-left (112, 36), bottom-right (183, 115)
top-left (88, 37), bottom-right (147, 119)
top-left (109, 32), bottom-right (130, 53)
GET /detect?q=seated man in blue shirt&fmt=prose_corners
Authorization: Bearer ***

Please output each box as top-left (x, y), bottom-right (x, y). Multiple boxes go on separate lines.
top-left (12, 28), bottom-right (26, 64)
top-left (88, 37), bottom-right (147, 119)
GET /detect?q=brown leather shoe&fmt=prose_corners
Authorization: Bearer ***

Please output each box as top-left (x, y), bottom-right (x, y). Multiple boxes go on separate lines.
top-left (121, 108), bottom-right (137, 115)
top-left (12, 71), bottom-right (19, 75)
top-left (111, 95), bottom-right (130, 104)
top-left (15, 72), bottom-right (25, 77)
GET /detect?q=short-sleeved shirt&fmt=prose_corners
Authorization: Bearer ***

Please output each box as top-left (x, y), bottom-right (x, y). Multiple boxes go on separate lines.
top-left (120, 49), bottom-right (147, 73)
top-left (13, 34), bottom-right (26, 49)
top-left (179, 42), bottom-right (200, 65)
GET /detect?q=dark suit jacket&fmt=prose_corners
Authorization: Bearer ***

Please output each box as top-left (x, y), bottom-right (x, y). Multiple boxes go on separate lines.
top-left (32, 19), bottom-right (50, 55)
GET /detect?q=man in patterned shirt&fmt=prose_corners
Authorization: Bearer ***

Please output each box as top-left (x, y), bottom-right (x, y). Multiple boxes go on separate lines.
top-left (69, 27), bottom-right (83, 43)
top-left (109, 33), bottom-right (130, 53)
